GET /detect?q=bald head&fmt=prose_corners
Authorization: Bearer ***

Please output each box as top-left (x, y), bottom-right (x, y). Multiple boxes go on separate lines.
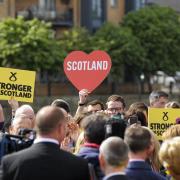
top-left (35, 106), bottom-right (66, 135)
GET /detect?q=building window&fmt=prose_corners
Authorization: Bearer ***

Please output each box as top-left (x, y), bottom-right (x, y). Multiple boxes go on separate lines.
top-left (135, 0), bottom-right (146, 10)
top-left (110, 0), bottom-right (118, 8)
top-left (39, 0), bottom-right (56, 11)
top-left (91, 0), bottom-right (104, 30)
top-left (92, 0), bottom-right (102, 18)
top-left (81, 0), bottom-right (106, 32)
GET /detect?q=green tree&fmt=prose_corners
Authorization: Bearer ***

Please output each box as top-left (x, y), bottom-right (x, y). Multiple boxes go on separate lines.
top-left (122, 5), bottom-right (180, 91)
top-left (0, 17), bottom-right (63, 72)
top-left (92, 23), bottom-right (145, 92)
top-left (59, 27), bottom-right (92, 55)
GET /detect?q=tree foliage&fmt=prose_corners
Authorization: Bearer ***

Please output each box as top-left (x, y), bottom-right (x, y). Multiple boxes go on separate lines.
top-left (58, 27), bottom-right (92, 55)
top-left (122, 5), bottom-right (180, 77)
top-left (92, 23), bottom-right (145, 79)
top-left (0, 17), bottom-right (63, 72)
top-left (1, 5), bottom-right (180, 86)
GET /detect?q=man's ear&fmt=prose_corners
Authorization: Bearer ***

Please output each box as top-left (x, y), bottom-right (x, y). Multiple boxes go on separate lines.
top-left (58, 122), bottom-right (66, 142)
top-left (124, 158), bottom-right (129, 167)
top-left (147, 143), bottom-right (154, 156)
top-left (99, 153), bottom-right (105, 172)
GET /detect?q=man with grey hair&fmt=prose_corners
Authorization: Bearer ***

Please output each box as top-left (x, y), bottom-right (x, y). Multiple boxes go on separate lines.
top-left (15, 104), bottom-right (35, 127)
top-left (15, 105), bottom-right (35, 120)
top-left (149, 90), bottom-right (169, 108)
top-left (99, 137), bottom-right (129, 180)
top-left (9, 114), bottom-right (33, 135)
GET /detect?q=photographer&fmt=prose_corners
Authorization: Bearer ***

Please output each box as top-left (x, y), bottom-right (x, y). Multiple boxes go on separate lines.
top-left (9, 114), bottom-right (33, 136)
top-left (0, 114), bottom-right (35, 161)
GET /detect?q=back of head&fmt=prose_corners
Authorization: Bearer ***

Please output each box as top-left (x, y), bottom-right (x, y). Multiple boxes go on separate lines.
top-left (124, 124), bottom-right (152, 153)
top-left (100, 136), bottom-right (129, 167)
top-left (159, 137), bottom-right (180, 176)
top-left (35, 106), bottom-right (65, 135)
top-left (51, 99), bottom-right (71, 114)
top-left (162, 124), bottom-right (180, 140)
top-left (81, 113), bottom-right (108, 145)
top-left (126, 102), bottom-right (148, 115)
top-left (107, 95), bottom-right (126, 108)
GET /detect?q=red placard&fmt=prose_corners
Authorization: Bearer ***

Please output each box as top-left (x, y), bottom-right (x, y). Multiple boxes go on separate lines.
top-left (64, 50), bottom-right (112, 92)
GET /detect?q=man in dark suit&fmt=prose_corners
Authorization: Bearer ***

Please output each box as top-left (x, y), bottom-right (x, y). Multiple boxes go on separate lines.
top-left (1, 106), bottom-right (90, 180)
top-left (99, 137), bottom-right (129, 180)
top-left (124, 125), bottom-right (165, 180)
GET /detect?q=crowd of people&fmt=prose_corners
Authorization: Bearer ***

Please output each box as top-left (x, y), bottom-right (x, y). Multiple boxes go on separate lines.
top-left (0, 90), bottom-right (179, 180)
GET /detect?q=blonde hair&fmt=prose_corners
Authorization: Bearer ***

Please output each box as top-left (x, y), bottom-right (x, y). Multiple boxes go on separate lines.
top-left (159, 137), bottom-right (180, 175)
top-left (162, 125), bottom-right (180, 140)
top-left (143, 127), bottom-right (161, 172)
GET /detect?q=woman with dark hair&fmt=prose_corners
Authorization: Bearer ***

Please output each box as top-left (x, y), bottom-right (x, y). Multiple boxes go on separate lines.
top-left (125, 102), bottom-right (148, 126)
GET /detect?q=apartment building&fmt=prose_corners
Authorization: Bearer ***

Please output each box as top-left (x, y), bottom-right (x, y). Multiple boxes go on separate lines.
top-left (0, 0), bottom-right (125, 32)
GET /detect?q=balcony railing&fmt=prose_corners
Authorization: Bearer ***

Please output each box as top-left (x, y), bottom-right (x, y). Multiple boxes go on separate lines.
top-left (17, 7), bottom-right (73, 27)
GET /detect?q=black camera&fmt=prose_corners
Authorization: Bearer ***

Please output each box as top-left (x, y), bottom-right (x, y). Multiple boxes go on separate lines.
top-left (105, 113), bottom-right (127, 139)
top-left (127, 115), bottom-right (141, 126)
top-left (0, 128), bottom-right (36, 162)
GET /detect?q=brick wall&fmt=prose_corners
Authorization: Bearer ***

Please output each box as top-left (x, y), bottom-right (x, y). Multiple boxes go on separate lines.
top-left (0, 1), bottom-right (8, 20)
top-left (15, 0), bottom-right (38, 11)
top-left (107, 0), bottom-right (125, 24)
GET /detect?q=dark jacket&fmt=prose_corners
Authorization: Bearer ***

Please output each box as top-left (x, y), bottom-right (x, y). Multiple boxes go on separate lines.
top-left (126, 161), bottom-right (166, 180)
top-left (1, 142), bottom-right (90, 180)
top-left (77, 143), bottom-right (104, 179)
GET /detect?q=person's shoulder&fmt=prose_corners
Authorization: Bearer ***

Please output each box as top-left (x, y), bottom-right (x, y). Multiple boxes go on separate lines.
top-left (1, 146), bottom-right (32, 167)
top-left (3, 144), bottom-right (32, 158)
top-left (60, 149), bottom-right (88, 164)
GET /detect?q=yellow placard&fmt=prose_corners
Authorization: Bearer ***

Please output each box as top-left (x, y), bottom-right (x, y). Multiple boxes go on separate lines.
top-left (148, 108), bottom-right (180, 140)
top-left (0, 67), bottom-right (36, 103)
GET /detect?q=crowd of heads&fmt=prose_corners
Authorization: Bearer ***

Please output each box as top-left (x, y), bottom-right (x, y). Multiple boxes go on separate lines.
top-left (0, 89), bottom-right (179, 180)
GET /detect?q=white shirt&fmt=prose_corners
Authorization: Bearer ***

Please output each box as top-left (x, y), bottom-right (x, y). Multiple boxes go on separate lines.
top-left (34, 137), bottom-right (59, 145)
top-left (103, 172), bottom-right (126, 180)
top-left (129, 159), bottom-right (145, 162)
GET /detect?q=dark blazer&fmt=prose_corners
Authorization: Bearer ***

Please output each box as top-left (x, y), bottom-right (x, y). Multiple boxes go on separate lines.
top-left (125, 161), bottom-right (166, 180)
top-left (1, 142), bottom-right (90, 180)
top-left (104, 174), bottom-right (128, 180)
top-left (77, 145), bottom-right (104, 179)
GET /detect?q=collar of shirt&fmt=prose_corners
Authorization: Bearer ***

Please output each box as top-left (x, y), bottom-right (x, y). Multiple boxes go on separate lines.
top-left (34, 137), bottom-right (59, 145)
top-left (84, 142), bottom-right (100, 149)
top-left (129, 159), bottom-right (145, 162)
top-left (103, 172), bottom-right (126, 180)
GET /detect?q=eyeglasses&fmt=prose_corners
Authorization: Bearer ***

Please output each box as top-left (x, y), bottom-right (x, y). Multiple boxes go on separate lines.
top-left (107, 107), bottom-right (122, 112)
